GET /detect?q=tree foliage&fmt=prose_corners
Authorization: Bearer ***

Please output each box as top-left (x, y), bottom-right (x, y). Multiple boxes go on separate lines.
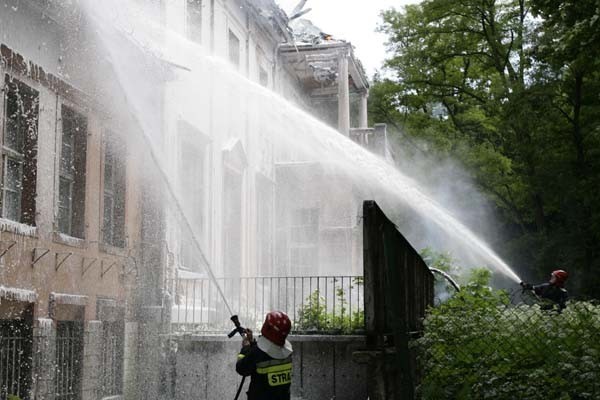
top-left (374, 0), bottom-right (600, 296)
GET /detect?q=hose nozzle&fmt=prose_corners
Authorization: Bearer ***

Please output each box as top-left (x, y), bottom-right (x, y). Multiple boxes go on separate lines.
top-left (228, 315), bottom-right (246, 338)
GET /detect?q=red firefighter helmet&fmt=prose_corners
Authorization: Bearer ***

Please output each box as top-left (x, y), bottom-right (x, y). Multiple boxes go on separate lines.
top-left (261, 311), bottom-right (291, 346)
top-left (551, 270), bottom-right (569, 286)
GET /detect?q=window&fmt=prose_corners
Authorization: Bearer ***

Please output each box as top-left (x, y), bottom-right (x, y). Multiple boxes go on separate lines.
top-left (179, 139), bottom-right (207, 268)
top-left (55, 320), bottom-right (84, 400)
top-left (259, 66), bottom-right (269, 87)
top-left (186, 0), bottom-right (202, 44)
top-left (0, 310), bottom-right (33, 399)
top-left (289, 208), bottom-right (319, 271)
top-left (222, 167), bottom-right (242, 277)
top-left (320, 229), bottom-right (352, 271)
top-left (100, 321), bottom-right (124, 397)
top-left (1, 75), bottom-right (39, 225)
top-left (256, 175), bottom-right (273, 275)
top-left (228, 29), bottom-right (240, 68)
top-left (103, 132), bottom-right (126, 247)
top-left (58, 105), bottom-right (87, 238)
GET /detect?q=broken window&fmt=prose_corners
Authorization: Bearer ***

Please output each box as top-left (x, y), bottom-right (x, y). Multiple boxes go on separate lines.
top-left (58, 105), bottom-right (87, 238)
top-left (289, 208), bottom-right (319, 272)
top-left (103, 132), bottom-right (126, 247)
top-left (186, 0), bottom-right (202, 44)
top-left (228, 29), bottom-right (240, 68)
top-left (1, 75), bottom-right (39, 225)
top-left (179, 139), bottom-right (208, 268)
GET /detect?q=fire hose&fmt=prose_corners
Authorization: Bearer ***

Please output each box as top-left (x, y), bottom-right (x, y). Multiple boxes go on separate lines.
top-left (229, 315), bottom-right (248, 400)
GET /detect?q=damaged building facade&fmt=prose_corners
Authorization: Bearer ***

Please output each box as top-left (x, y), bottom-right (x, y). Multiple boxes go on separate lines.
top-left (0, 0), bottom-right (390, 399)
top-left (0, 1), bottom-right (149, 400)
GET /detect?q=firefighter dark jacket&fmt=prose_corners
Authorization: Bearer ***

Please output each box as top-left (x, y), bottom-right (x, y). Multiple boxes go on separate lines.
top-left (236, 336), bottom-right (293, 400)
top-left (533, 283), bottom-right (568, 310)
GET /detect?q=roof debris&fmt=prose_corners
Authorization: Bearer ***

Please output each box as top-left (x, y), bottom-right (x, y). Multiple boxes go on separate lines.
top-left (290, 19), bottom-right (345, 46)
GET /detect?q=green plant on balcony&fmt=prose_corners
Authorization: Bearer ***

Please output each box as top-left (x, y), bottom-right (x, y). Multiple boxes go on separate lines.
top-left (296, 280), bottom-right (364, 334)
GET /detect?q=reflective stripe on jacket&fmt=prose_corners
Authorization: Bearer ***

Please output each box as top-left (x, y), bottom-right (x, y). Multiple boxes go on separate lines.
top-left (236, 342), bottom-right (292, 400)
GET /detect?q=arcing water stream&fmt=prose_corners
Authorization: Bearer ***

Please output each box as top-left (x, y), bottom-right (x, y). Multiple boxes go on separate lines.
top-left (82, 0), bottom-right (522, 305)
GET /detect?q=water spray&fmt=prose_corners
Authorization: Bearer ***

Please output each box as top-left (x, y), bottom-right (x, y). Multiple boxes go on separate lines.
top-left (83, 0), bottom-right (523, 301)
top-left (137, 119), bottom-right (234, 317)
top-left (82, 3), bottom-right (234, 317)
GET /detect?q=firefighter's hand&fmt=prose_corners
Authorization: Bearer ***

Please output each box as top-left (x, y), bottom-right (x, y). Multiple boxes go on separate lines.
top-left (242, 329), bottom-right (253, 347)
top-left (520, 282), bottom-right (533, 290)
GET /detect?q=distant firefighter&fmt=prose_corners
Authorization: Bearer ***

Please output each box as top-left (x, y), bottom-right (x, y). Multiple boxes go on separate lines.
top-left (236, 311), bottom-right (293, 400)
top-left (521, 269), bottom-right (569, 311)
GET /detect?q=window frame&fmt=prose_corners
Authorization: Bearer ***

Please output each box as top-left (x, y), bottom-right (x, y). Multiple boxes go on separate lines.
top-left (228, 28), bottom-right (241, 68)
top-left (0, 73), bottom-right (40, 226)
top-left (56, 101), bottom-right (88, 239)
top-left (185, 0), bottom-right (203, 44)
top-left (101, 129), bottom-right (127, 248)
top-left (177, 128), bottom-right (211, 269)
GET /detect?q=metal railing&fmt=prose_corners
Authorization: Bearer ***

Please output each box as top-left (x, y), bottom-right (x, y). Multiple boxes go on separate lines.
top-left (170, 276), bottom-right (364, 334)
top-left (55, 321), bottom-right (83, 400)
top-left (0, 320), bottom-right (32, 400)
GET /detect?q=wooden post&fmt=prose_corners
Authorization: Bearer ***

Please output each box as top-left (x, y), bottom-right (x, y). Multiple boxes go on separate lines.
top-left (362, 201), bottom-right (387, 399)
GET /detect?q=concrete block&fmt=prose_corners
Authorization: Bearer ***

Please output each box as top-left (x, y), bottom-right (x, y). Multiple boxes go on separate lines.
top-left (334, 341), bottom-right (368, 400)
top-left (299, 341), bottom-right (335, 400)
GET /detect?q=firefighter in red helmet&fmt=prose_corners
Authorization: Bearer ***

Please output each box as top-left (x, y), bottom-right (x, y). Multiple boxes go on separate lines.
top-left (521, 269), bottom-right (569, 311)
top-left (236, 311), bottom-right (293, 400)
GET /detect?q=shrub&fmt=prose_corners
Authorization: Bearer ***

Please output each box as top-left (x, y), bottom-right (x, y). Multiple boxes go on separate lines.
top-left (415, 270), bottom-right (600, 399)
top-left (296, 279), bottom-right (364, 334)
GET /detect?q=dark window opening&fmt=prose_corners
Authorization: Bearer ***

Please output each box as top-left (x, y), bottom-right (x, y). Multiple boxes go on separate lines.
top-left (186, 0), bottom-right (203, 44)
top-left (100, 321), bottom-right (124, 398)
top-left (228, 30), bottom-right (240, 68)
top-left (0, 304), bottom-right (33, 400)
top-left (55, 320), bottom-right (84, 400)
top-left (103, 132), bottom-right (126, 247)
top-left (58, 105), bottom-right (87, 238)
top-left (1, 75), bottom-right (39, 225)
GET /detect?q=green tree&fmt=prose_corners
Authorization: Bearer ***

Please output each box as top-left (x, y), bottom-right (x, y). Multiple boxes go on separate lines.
top-left (375, 0), bottom-right (600, 296)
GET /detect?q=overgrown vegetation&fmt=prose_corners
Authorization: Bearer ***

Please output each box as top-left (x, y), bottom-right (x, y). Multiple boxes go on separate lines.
top-left (295, 278), bottom-right (365, 334)
top-left (415, 269), bottom-right (600, 399)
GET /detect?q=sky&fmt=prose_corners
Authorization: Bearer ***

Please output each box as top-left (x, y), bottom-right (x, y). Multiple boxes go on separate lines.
top-left (276, 0), bottom-right (419, 78)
